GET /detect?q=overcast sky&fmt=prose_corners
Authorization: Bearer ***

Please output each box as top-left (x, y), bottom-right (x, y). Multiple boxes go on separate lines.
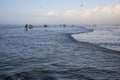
top-left (0, 0), bottom-right (120, 25)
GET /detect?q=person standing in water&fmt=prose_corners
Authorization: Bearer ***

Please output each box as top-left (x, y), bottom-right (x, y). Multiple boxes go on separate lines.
top-left (25, 24), bottom-right (28, 31)
top-left (44, 24), bottom-right (47, 28)
top-left (29, 24), bottom-right (33, 29)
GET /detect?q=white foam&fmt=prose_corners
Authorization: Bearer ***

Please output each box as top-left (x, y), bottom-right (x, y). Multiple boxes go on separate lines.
top-left (72, 26), bottom-right (120, 51)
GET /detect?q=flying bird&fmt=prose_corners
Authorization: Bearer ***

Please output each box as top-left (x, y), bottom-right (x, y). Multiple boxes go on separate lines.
top-left (39, 6), bottom-right (42, 9)
top-left (80, 4), bottom-right (84, 7)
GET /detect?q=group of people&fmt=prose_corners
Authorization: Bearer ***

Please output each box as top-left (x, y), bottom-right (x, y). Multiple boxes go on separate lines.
top-left (24, 24), bottom-right (33, 31)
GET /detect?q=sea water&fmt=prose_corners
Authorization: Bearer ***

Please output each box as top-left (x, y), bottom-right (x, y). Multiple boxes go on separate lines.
top-left (0, 25), bottom-right (120, 80)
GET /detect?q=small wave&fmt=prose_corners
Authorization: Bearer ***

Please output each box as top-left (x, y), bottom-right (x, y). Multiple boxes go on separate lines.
top-left (71, 27), bottom-right (120, 52)
top-left (2, 67), bottom-right (120, 80)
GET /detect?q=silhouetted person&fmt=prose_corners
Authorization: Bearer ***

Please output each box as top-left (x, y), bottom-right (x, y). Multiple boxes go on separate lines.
top-left (116, 24), bottom-right (118, 27)
top-left (60, 24), bottom-right (62, 27)
top-left (93, 24), bottom-right (97, 27)
top-left (29, 24), bottom-right (33, 29)
top-left (25, 24), bottom-right (28, 31)
top-left (44, 24), bottom-right (47, 28)
top-left (63, 24), bottom-right (66, 28)
top-left (71, 25), bottom-right (74, 27)
top-left (94, 24), bottom-right (97, 27)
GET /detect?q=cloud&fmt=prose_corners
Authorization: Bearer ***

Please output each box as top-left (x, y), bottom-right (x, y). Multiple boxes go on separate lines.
top-left (1, 4), bottom-right (120, 25)
top-left (46, 10), bottom-right (60, 16)
top-left (46, 4), bottom-right (120, 24)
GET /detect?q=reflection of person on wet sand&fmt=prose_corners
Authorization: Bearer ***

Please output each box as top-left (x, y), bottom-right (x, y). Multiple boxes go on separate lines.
top-left (25, 24), bottom-right (28, 31)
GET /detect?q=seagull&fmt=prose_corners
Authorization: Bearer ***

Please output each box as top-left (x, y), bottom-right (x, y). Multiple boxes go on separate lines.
top-left (80, 4), bottom-right (83, 7)
top-left (40, 6), bottom-right (42, 8)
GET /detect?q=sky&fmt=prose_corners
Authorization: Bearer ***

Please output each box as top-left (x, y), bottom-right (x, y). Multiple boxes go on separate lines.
top-left (0, 0), bottom-right (120, 25)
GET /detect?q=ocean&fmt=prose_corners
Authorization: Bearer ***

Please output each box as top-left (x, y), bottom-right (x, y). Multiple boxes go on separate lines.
top-left (0, 25), bottom-right (120, 80)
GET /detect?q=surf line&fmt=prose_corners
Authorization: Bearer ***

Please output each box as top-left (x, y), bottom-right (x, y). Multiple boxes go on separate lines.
top-left (68, 29), bottom-right (120, 54)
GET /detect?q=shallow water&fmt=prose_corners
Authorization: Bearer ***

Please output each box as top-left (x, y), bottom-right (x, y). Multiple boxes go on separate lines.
top-left (0, 26), bottom-right (120, 80)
